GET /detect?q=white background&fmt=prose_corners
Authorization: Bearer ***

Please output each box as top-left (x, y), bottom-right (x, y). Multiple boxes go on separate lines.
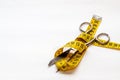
top-left (0, 0), bottom-right (120, 80)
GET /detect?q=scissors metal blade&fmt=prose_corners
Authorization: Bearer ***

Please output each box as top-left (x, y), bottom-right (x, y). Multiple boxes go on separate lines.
top-left (48, 48), bottom-right (73, 67)
top-left (67, 50), bottom-right (79, 62)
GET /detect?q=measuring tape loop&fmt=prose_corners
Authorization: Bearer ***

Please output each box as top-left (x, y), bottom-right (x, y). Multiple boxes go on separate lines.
top-left (54, 41), bottom-right (87, 71)
top-left (49, 15), bottom-right (120, 72)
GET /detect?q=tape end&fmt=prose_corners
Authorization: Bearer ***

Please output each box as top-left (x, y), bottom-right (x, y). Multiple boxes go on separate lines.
top-left (93, 15), bottom-right (102, 21)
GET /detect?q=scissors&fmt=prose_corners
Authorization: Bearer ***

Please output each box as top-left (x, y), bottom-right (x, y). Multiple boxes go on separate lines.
top-left (79, 22), bottom-right (110, 46)
top-left (48, 22), bottom-right (110, 67)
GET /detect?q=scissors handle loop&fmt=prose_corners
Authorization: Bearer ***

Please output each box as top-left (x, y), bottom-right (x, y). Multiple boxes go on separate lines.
top-left (79, 22), bottom-right (93, 33)
top-left (95, 33), bottom-right (110, 45)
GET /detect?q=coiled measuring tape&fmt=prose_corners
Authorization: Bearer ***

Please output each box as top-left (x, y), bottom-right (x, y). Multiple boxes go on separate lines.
top-left (48, 15), bottom-right (120, 72)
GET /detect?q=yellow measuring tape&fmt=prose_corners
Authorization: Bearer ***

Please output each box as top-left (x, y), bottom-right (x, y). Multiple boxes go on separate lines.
top-left (49, 15), bottom-right (120, 72)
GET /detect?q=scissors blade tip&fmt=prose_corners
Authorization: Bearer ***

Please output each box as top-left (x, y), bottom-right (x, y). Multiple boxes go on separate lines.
top-left (48, 59), bottom-right (55, 67)
top-left (56, 69), bottom-right (60, 73)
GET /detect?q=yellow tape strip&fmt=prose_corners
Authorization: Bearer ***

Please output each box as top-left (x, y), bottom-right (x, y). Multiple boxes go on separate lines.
top-left (78, 33), bottom-right (120, 50)
top-left (54, 15), bottom-right (120, 72)
top-left (93, 41), bottom-right (120, 50)
top-left (86, 15), bottom-right (102, 37)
